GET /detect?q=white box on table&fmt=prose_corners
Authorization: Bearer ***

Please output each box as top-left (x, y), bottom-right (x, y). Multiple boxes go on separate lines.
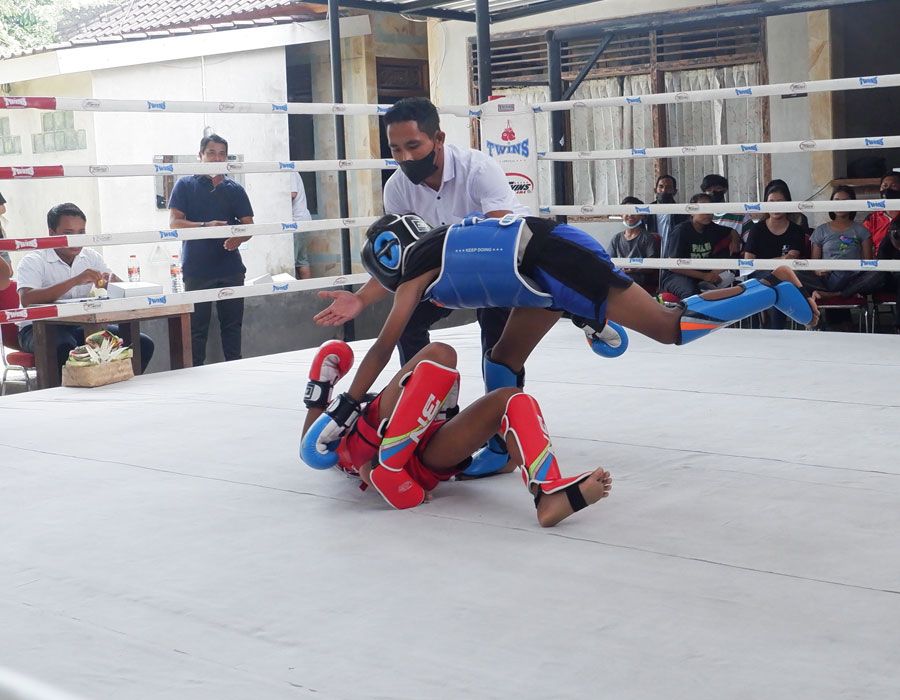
top-left (107, 282), bottom-right (165, 298)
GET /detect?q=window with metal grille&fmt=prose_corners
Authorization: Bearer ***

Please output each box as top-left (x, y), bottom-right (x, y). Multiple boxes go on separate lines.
top-left (469, 18), bottom-right (764, 92)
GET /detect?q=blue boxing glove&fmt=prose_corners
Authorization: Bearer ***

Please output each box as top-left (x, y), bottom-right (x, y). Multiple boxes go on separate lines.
top-left (300, 392), bottom-right (361, 470)
top-left (571, 317), bottom-right (629, 358)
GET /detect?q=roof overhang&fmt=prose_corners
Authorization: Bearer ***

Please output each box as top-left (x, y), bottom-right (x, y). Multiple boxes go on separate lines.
top-left (0, 14), bottom-right (371, 84)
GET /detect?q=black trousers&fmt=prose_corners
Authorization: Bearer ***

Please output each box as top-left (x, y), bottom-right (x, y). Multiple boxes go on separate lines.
top-left (397, 301), bottom-right (511, 366)
top-left (184, 274), bottom-right (245, 365)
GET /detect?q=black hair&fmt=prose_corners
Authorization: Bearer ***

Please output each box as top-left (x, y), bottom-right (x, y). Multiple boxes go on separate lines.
top-left (383, 97), bottom-right (441, 138)
top-left (880, 173), bottom-right (900, 188)
top-left (655, 174), bottom-right (677, 190)
top-left (621, 196), bottom-right (644, 206)
top-left (829, 184), bottom-right (857, 221)
top-left (689, 192), bottom-right (712, 204)
top-left (764, 178), bottom-right (793, 201)
top-left (700, 173), bottom-right (729, 191)
top-left (47, 202), bottom-right (87, 231)
top-left (200, 133), bottom-right (228, 154)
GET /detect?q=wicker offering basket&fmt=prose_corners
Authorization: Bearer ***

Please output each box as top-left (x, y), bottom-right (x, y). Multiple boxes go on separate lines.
top-left (62, 359), bottom-right (134, 388)
top-left (61, 329), bottom-right (134, 388)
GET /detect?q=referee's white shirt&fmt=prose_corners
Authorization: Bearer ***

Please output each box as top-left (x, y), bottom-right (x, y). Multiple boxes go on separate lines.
top-left (15, 247), bottom-right (112, 329)
top-left (383, 143), bottom-right (530, 227)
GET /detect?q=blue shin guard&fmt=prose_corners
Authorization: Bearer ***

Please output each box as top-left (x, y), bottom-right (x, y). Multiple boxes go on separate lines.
top-left (770, 278), bottom-right (814, 325)
top-left (462, 352), bottom-right (524, 478)
top-left (678, 278), bottom-right (778, 344)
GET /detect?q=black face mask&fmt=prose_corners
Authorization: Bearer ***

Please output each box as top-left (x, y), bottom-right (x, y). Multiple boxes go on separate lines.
top-left (399, 147), bottom-right (438, 186)
top-left (707, 190), bottom-right (726, 203)
top-left (656, 192), bottom-right (676, 204)
top-left (880, 188), bottom-right (900, 201)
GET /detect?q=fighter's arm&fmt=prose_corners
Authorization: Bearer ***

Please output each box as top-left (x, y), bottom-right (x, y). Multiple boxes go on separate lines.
top-left (346, 274), bottom-right (433, 401)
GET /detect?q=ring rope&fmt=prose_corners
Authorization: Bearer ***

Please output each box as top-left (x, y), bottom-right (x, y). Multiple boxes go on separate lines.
top-left (541, 200), bottom-right (900, 216)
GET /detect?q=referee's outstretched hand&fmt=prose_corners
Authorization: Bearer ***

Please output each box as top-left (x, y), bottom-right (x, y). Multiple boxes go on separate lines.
top-left (314, 290), bottom-right (364, 326)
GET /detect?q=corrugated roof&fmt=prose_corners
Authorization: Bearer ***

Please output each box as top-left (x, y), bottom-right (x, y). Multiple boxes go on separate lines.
top-left (0, 0), bottom-right (326, 60)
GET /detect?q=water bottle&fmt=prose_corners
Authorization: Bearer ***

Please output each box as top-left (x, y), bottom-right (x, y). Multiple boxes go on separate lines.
top-left (128, 255), bottom-right (141, 282)
top-left (170, 254), bottom-right (184, 294)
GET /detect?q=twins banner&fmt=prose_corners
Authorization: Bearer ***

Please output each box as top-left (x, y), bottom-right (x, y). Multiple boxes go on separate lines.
top-left (479, 98), bottom-right (541, 214)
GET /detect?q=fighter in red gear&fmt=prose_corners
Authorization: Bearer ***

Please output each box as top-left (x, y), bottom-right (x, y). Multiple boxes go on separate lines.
top-left (301, 341), bottom-right (612, 526)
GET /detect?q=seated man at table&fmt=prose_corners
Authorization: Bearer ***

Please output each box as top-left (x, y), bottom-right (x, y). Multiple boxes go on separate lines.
top-left (16, 202), bottom-right (154, 372)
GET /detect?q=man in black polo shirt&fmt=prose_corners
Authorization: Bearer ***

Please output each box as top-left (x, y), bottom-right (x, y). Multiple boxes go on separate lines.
top-left (169, 134), bottom-right (254, 365)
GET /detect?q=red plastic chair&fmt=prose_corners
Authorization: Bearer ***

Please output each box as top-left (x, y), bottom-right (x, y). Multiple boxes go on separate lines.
top-left (0, 280), bottom-right (36, 394)
top-left (814, 293), bottom-right (869, 333)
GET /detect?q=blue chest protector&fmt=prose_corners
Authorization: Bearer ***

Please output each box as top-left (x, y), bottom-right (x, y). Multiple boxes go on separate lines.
top-left (423, 216), bottom-right (553, 310)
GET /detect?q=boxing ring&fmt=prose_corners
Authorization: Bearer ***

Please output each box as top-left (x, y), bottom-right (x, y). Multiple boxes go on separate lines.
top-left (2, 322), bottom-right (899, 699)
top-left (3, 63), bottom-right (900, 699)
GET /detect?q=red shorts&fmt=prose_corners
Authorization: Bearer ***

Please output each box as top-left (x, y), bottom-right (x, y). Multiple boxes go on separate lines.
top-left (337, 394), bottom-right (466, 491)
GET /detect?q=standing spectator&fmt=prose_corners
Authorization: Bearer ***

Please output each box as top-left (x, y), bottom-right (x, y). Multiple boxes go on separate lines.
top-left (290, 170), bottom-right (312, 280)
top-left (701, 173), bottom-right (743, 255)
top-left (876, 221), bottom-right (900, 333)
top-left (608, 197), bottom-right (659, 293)
top-left (647, 174), bottom-right (687, 255)
top-left (168, 134), bottom-right (253, 366)
top-left (319, 97), bottom-right (528, 364)
top-left (660, 192), bottom-right (735, 300)
top-left (863, 173), bottom-right (900, 252)
top-left (16, 203), bottom-right (154, 371)
top-left (0, 190), bottom-right (9, 268)
top-left (798, 186), bottom-right (882, 329)
top-left (743, 184), bottom-right (807, 329)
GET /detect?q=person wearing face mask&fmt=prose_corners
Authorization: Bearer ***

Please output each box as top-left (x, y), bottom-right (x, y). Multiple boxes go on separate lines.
top-left (646, 174), bottom-right (687, 255)
top-left (660, 192), bottom-right (736, 300)
top-left (608, 197), bottom-right (659, 293)
top-left (863, 173), bottom-right (900, 251)
top-left (320, 97), bottom-right (528, 366)
top-left (701, 173), bottom-right (743, 256)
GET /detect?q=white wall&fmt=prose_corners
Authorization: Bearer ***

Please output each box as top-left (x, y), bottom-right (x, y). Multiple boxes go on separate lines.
top-left (0, 73), bottom-right (99, 267)
top-left (90, 47), bottom-right (293, 286)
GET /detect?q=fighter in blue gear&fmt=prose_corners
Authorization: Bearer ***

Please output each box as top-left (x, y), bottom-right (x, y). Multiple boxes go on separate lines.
top-left (315, 214), bottom-right (819, 475)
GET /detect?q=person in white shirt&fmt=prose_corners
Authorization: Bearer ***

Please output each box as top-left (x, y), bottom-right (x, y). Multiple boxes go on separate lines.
top-left (318, 97), bottom-right (529, 363)
top-left (16, 202), bottom-right (154, 372)
top-left (291, 171), bottom-right (313, 279)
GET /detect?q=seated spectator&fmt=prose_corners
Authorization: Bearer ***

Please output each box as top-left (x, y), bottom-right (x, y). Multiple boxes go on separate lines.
top-left (863, 173), bottom-right (900, 251)
top-left (608, 196), bottom-right (660, 293)
top-left (701, 173), bottom-right (743, 255)
top-left (743, 183), bottom-right (807, 329)
top-left (0, 254), bottom-right (10, 291)
top-left (760, 179), bottom-right (811, 234)
top-left (646, 174), bottom-right (687, 254)
top-left (16, 203), bottom-right (155, 371)
top-left (660, 192), bottom-right (736, 300)
top-left (797, 186), bottom-right (883, 330)
top-left (876, 220), bottom-right (900, 333)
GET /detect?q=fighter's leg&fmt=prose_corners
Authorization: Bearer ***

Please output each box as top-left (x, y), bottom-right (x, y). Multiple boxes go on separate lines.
top-left (500, 392), bottom-right (612, 527)
top-left (463, 307), bottom-right (562, 478)
top-left (606, 265), bottom-right (818, 345)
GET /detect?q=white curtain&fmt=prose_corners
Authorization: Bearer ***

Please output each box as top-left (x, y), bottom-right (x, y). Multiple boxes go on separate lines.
top-left (569, 75), bottom-right (654, 205)
top-left (498, 86), bottom-right (551, 207)
top-left (665, 63), bottom-right (764, 201)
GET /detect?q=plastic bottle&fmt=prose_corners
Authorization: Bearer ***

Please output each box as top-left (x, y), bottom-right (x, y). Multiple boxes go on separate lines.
top-left (170, 254), bottom-right (184, 294)
top-left (127, 255), bottom-right (141, 282)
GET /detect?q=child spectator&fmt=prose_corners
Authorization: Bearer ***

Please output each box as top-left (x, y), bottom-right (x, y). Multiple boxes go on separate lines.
top-left (608, 196), bottom-right (659, 293)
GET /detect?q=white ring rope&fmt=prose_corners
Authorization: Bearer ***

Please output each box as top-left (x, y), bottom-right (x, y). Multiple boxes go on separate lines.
top-left (533, 74), bottom-right (899, 112)
top-left (0, 668), bottom-right (88, 700)
top-left (539, 135), bottom-right (900, 162)
top-left (0, 160), bottom-right (397, 180)
top-left (3, 74), bottom-right (898, 118)
top-left (0, 218), bottom-right (378, 253)
top-left (541, 200), bottom-right (900, 216)
top-left (0, 96), bottom-right (475, 119)
top-left (2, 258), bottom-right (896, 326)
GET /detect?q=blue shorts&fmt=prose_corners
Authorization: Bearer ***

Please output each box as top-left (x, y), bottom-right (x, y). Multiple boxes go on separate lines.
top-left (524, 222), bottom-right (633, 324)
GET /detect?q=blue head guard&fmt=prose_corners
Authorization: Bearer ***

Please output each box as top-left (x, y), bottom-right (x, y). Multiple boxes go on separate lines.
top-left (361, 213), bottom-right (432, 291)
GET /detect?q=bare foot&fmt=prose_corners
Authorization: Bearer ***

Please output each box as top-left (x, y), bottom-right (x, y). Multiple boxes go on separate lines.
top-left (535, 467), bottom-right (613, 527)
top-left (772, 265), bottom-right (820, 327)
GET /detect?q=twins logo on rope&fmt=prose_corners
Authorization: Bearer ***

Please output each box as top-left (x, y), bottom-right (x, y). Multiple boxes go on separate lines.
top-left (860, 260), bottom-right (879, 268)
top-left (272, 283), bottom-right (290, 293)
top-left (278, 162), bottom-right (296, 170)
top-left (744, 203), bottom-right (762, 212)
top-left (867, 200), bottom-right (887, 209)
top-left (82, 301), bottom-right (103, 312)
top-left (159, 230), bottom-right (179, 240)
top-left (14, 239), bottom-right (38, 250)
top-left (281, 222), bottom-right (298, 231)
top-left (799, 141), bottom-right (817, 151)
top-left (147, 101), bottom-right (167, 111)
top-left (147, 295), bottom-right (168, 306)
top-left (2, 97), bottom-right (27, 108)
top-left (271, 103), bottom-right (288, 112)
top-left (859, 76), bottom-right (879, 86)
top-left (735, 88), bottom-right (753, 96)
top-left (4, 309), bottom-right (29, 321)
top-left (154, 164), bottom-right (174, 173)
top-left (739, 259), bottom-right (755, 268)
top-left (865, 137), bottom-right (885, 147)
top-left (740, 144), bottom-right (759, 152)
top-left (11, 167), bottom-right (34, 178)
top-left (635, 206), bottom-right (651, 214)
top-left (226, 163), bottom-right (243, 172)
